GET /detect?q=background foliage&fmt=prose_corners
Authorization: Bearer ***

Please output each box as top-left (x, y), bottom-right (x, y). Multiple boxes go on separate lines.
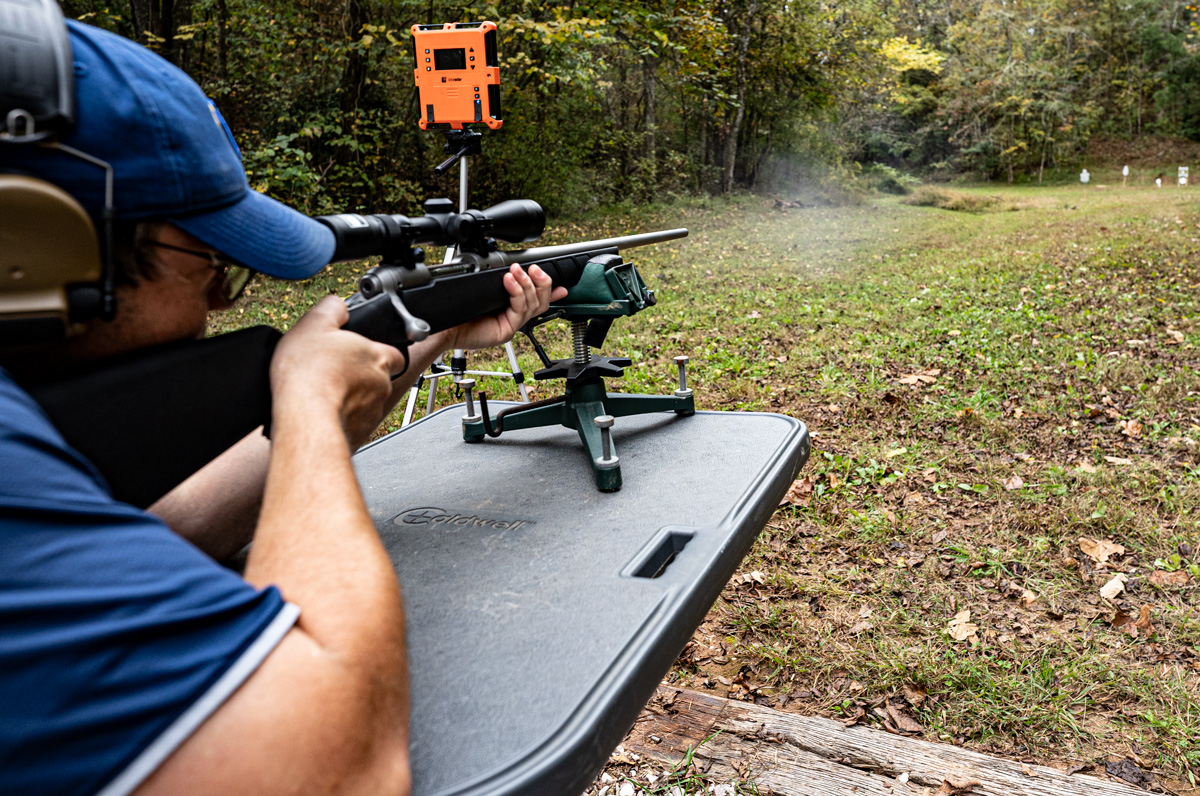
top-left (65, 0), bottom-right (1199, 211)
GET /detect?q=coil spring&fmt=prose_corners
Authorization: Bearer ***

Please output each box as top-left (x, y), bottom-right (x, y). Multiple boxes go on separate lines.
top-left (572, 321), bottom-right (591, 365)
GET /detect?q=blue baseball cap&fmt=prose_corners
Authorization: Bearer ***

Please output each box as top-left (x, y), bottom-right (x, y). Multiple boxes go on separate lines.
top-left (0, 21), bottom-right (334, 278)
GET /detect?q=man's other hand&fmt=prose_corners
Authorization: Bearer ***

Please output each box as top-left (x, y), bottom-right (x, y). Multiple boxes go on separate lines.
top-left (442, 264), bottom-right (567, 352)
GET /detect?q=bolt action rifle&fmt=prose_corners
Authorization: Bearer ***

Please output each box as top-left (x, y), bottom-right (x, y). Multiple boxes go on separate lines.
top-left (20, 197), bottom-right (686, 509)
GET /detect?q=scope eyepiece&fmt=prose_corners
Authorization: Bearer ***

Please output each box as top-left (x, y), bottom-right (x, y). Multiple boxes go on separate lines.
top-left (317, 212), bottom-right (413, 263)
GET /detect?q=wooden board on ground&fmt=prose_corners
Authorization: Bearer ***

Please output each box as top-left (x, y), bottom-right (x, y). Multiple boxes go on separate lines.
top-left (623, 687), bottom-right (1150, 796)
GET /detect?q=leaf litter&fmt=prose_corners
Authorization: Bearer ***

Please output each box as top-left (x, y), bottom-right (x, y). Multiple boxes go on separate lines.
top-left (579, 190), bottom-right (1200, 792)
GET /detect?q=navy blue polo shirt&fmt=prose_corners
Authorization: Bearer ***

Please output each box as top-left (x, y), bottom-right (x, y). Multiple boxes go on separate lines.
top-left (0, 370), bottom-right (298, 796)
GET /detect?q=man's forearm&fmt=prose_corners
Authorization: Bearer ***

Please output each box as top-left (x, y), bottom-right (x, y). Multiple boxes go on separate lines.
top-left (138, 399), bottom-right (412, 796)
top-left (245, 400), bottom-right (404, 651)
top-left (148, 430), bottom-right (269, 560)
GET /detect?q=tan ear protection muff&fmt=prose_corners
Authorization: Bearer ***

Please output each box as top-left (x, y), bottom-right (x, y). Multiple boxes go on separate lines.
top-left (0, 176), bottom-right (103, 342)
top-left (1, 0), bottom-right (115, 345)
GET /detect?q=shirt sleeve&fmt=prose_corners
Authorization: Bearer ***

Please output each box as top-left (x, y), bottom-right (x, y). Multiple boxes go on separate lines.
top-left (0, 372), bottom-right (297, 796)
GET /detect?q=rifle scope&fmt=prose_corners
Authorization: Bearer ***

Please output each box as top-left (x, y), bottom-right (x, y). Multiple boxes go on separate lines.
top-left (317, 198), bottom-right (545, 263)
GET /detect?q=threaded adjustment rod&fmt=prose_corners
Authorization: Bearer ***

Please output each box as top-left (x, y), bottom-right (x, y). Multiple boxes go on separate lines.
top-left (572, 321), bottom-right (591, 366)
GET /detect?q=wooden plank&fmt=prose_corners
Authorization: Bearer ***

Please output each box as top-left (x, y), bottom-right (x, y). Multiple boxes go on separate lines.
top-left (623, 687), bottom-right (1147, 796)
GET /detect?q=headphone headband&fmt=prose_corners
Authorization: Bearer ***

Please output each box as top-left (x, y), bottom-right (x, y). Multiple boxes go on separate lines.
top-left (0, 0), bottom-right (75, 142)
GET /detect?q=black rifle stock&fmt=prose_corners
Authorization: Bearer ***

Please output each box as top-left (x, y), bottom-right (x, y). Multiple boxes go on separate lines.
top-left (21, 224), bottom-right (686, 509)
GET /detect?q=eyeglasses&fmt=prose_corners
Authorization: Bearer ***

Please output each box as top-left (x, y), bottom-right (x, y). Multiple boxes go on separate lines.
top-left (145, 241), bottom-right (256, 302)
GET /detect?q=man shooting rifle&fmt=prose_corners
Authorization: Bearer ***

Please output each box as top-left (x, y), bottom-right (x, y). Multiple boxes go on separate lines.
top-left (0, 19), bottom-right (564, 796)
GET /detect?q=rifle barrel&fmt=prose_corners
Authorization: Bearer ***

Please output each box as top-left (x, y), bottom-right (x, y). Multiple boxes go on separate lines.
top-left (429, 228), bottom-right (688, 276)
top-left (496, 228), bottom-right (688, 267)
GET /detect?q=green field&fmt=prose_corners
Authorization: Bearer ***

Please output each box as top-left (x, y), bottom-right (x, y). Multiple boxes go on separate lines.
top-left (219, 183), bottom-right (1200, 792)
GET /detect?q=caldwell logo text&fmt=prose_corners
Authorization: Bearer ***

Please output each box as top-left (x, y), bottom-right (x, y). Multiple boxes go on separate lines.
top-left (391, 507), bottom-right (534, 531)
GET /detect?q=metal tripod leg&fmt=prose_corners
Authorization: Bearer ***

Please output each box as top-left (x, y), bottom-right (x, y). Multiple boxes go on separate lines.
top-left (503, 341), bottom-right (529, 401)
top-left (402, 376), bottom-right (422, 426)
top-left (403, 356), bottom-right (453, 427)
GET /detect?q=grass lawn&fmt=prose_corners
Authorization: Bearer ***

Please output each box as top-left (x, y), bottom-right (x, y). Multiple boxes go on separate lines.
top-left (216, 182), bottom-right (1200, 793)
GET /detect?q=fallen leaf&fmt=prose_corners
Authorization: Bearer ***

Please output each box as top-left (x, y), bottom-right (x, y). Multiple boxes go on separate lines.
top-left (1106, 759), bottom-right (1154, 788)
top-left (1079, 537), bottom-right (1125, 564)
top-left (1118, 419), bottom-right (1143, 437)
top-left (840, 704), bottom-right (866, 727)
top-left (1165, 329), bottom-right (1185, 344)
top-left (934, 778), bottom-right (983, 795)
top-left (898, 368), bottom-right (941, 385)
top-left (1065, 763), bottom-right (1092, 776)
top-left (1100, 573), bottom-right (1129, 601)
top-left (902, 683), bottom-right (928, 706)
top-left (1020, 762), bottom-right (1037, 777)
top-left (1105, 455), bottom-right (1134, 466)
top-left (946, 610), bottom-right (979, 642)
top-left (1003, 475), bottom-right (1025, 491)
top-left (1149, 569), bottom-right (1189, 586)
top-left (886, 447), bottom-right (908, 458)
top-left (848, 621), bottom-right (874, 635)
top-left (884, 701), bottom-right (924, 735)
top-left (1076, 461), bottom-right (1098, 474)
top-left (1020, 589), bottom-right (1039, 608)
top-left (1134, 604), bottom-right (1155, 634)
top-left (779, 476), bottom-right (814, 506)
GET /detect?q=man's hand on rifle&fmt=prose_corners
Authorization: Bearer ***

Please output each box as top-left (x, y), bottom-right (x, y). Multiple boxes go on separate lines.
top-left (429, 263), bottom-right (568, 353)
top-left (273, 296), bottom-right (407, 448)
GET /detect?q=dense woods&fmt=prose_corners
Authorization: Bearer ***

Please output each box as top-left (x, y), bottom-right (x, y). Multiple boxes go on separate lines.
top-left (65, 0), bottom-right (1200, 213)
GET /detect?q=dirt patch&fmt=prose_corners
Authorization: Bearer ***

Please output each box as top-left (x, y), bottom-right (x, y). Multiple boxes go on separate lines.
top-left (902, 186), bottom-right (1008, 213)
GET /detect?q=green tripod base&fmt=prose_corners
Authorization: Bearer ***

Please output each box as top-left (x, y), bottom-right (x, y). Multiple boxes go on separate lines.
top-left (462, 378), bottom-right (695, 491)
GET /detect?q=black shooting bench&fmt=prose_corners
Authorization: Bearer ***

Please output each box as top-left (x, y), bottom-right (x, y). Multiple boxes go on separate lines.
top-left (353, 403), bottom-right (811, 796)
